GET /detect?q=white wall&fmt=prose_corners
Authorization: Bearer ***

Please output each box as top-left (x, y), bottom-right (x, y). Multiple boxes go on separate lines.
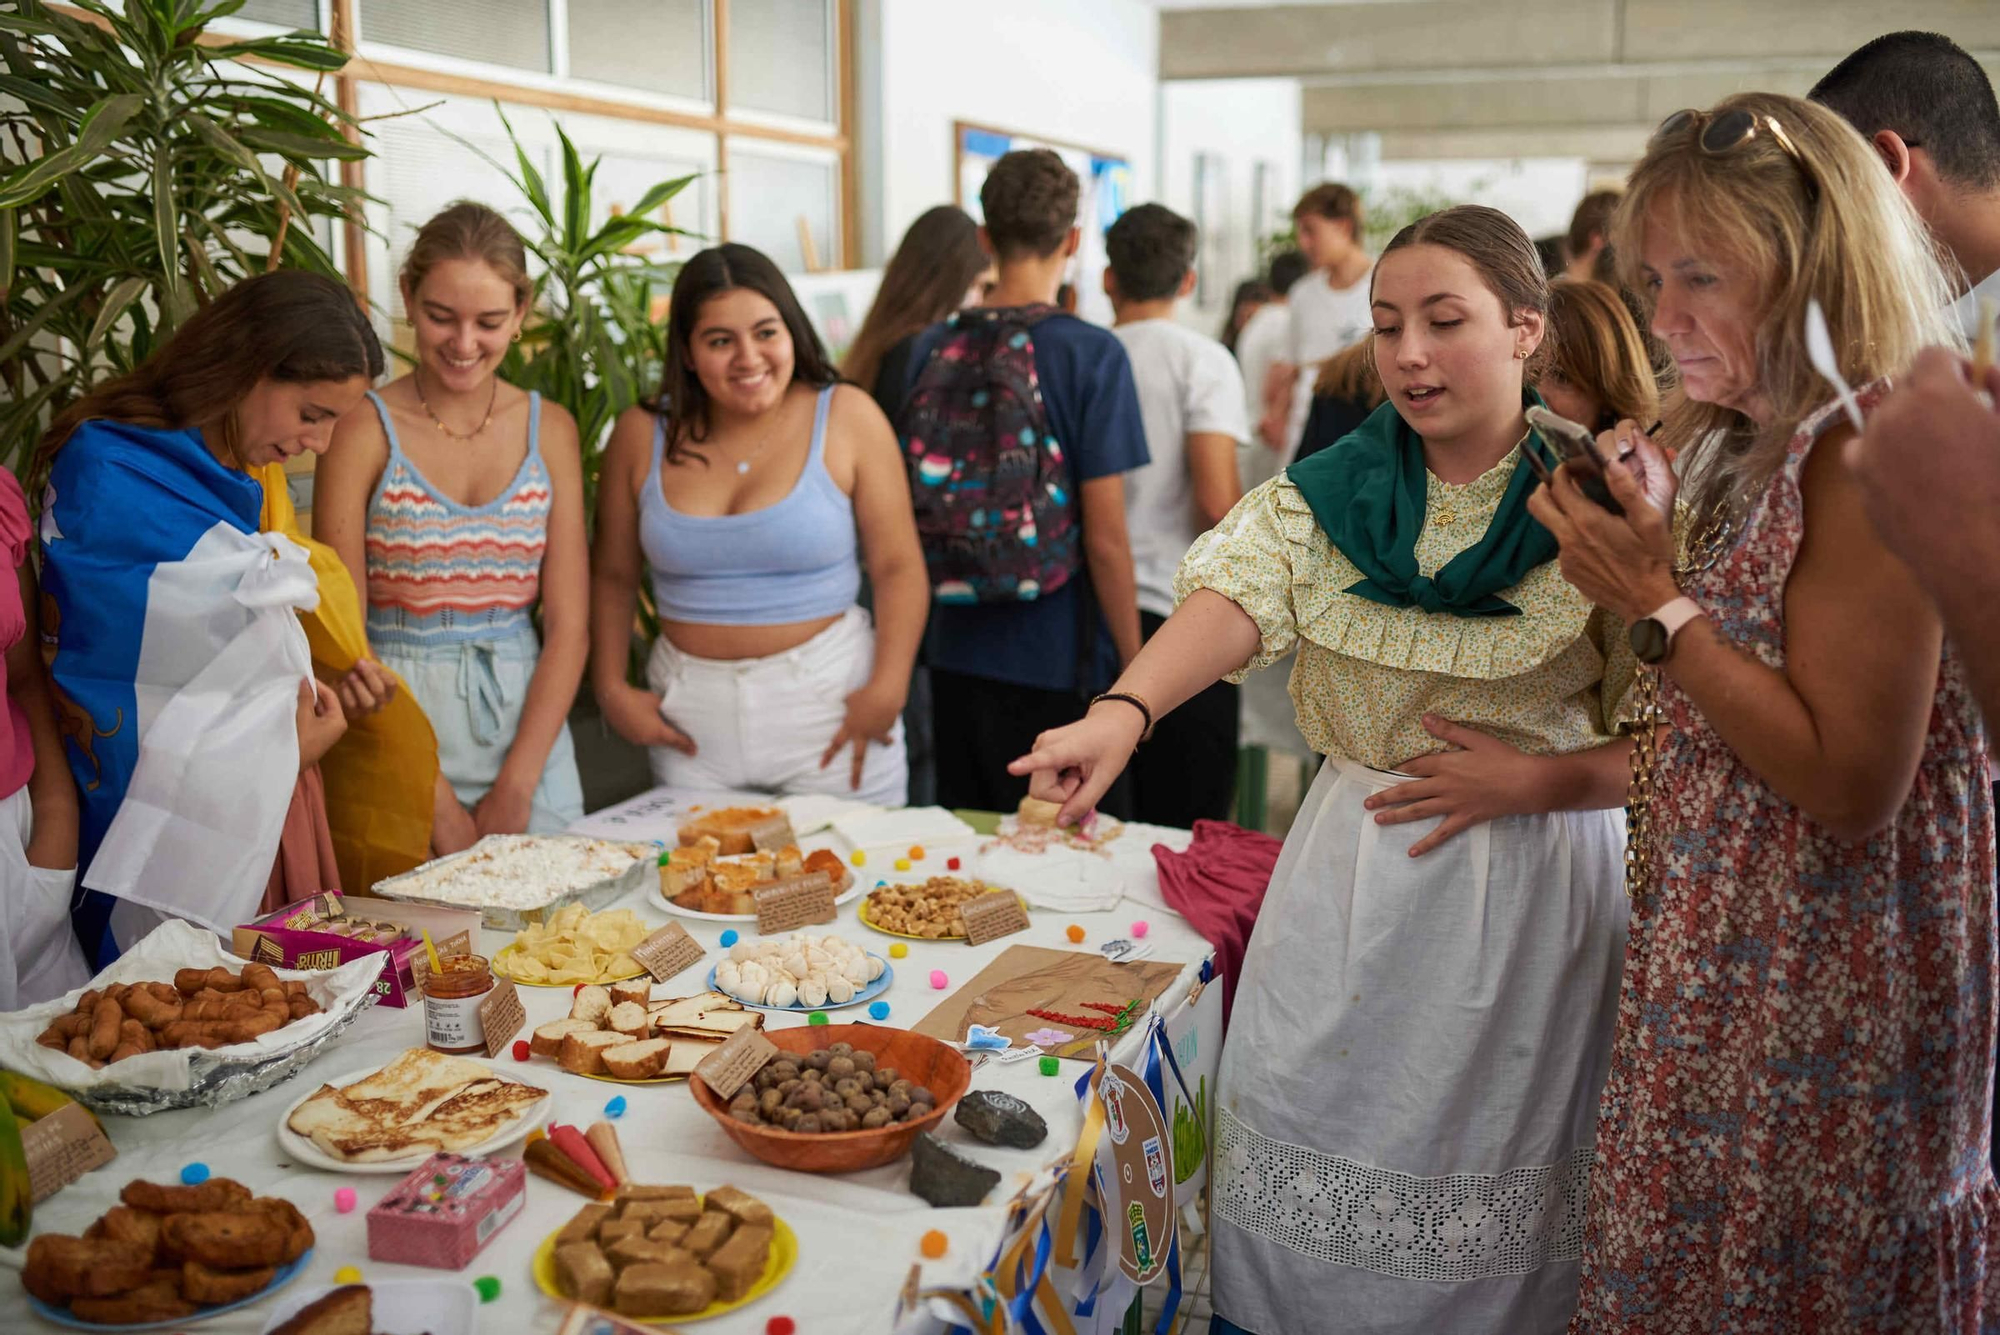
top-left (1157, 78), bottom-right (1301, 334)
top-left (864, 0), bottom-right (1160, 270)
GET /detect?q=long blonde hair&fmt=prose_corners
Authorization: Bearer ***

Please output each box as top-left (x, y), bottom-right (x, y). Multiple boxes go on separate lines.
top-left (1543, 277), bottom-right (1659, 431)
top-left (1612, 91), bottom-right (1958, 527)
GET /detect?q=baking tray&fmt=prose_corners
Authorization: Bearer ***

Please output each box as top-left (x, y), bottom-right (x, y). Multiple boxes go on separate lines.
top-left (369, 835), bottom-right (655, 932)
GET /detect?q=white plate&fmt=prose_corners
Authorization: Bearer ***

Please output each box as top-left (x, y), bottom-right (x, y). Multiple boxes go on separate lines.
top-left (648, 874), bottom-right (865, 922)
top-left (275, 1058), bottom-right (551, 1174)
top-left (259, 1278), bottom-right (478, 1335)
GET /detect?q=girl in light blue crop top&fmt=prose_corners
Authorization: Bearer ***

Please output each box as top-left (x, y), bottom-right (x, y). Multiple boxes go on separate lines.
top-left (589, 244), bottom-right (928, 803)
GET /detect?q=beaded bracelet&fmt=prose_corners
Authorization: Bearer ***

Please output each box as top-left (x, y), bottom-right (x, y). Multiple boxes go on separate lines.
top-left (1089, 691), bottom-right (1155, 742)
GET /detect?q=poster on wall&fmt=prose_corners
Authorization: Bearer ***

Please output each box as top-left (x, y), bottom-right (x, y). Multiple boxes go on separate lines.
top-left (954, 122), bottom-right (1132, 328)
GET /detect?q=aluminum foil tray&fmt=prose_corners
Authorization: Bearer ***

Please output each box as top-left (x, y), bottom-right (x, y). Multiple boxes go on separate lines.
top-left (369, 835), bottom-right (654, 932)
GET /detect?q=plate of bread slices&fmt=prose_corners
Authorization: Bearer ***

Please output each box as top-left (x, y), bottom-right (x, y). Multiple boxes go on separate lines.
top-left (527, 983), bottom-right (766, 1084)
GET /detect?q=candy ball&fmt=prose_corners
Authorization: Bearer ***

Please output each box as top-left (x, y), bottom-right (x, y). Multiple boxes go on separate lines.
top-left (767, 1319), bottom-right (797, 1335)
top-left (947, 856), bottom-right (962, 871)
top-left (720, 929), bottom-right (740, 947)
top-left (894, 858), bottom-right (912, 872)
top-left (808, 1010), bottom-right (829, 1026)
top-left (929, 969), bottom-right (949, 990)
top-left (868, 1000), bottom-right (891, 1020)
top-left (657, 849), bottom-right (671, 866)
top-left (877, 880), bottom-right (887, 888)
top-left (180, 1162), bottom-right (209, 1185)
top-left (1131, 920), bottom-right (1150, 939)
top-left (909, 845), bottom-right (926, 860)
top-left (604, 1095), bottom-right (628, 1119)
top-left (888, 942), bottom-right (909, 959)
top-left (333, 1187), bottom-right (357, 1214)
top-left (511, 1039), bottom-right (530, 1062)
top-left (1066, 925), bottom-right (1085, 944)
top-left (334, 1266), bottom-right (362, 1284)
top-left (921, 1229), bottom-right (949, 1259)
top-left (474, 1276), bottom-right (501, 1303)
top-left (850, 849), bottom-right (867, 866)
top-left (1039, 1056), bottom-right (1061, 1076)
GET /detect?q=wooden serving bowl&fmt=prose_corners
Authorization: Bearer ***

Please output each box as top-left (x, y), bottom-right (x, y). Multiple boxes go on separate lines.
top-left (689, 1023), bottom-right (972, 1174)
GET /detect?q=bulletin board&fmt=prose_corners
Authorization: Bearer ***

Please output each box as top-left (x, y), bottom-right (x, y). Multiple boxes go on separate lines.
top-left (953, 121), bottom-right (1133, 327)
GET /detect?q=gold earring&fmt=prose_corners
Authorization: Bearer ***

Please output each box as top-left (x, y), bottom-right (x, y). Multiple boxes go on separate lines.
top-left (1515, 348), bottom-right (1529, 359)
top-left (512, 329), bottom-right (523, 343)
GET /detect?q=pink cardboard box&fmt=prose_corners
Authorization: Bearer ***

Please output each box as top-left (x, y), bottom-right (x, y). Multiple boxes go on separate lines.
top-left (232, 892), bottom-right (477, 1008)
top-left (367, 1153), bottom-right (526, 1270)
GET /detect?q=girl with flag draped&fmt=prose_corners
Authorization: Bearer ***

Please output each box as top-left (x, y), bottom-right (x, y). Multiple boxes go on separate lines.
top-left (36, 271), bottom-right (383, 966)
top-left (1012, 207), bottom-right (1658, 1333)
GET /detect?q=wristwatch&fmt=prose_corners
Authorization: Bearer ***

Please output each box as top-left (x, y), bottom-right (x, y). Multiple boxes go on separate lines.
top-left (1628, 597), bottom-right (1704, 665)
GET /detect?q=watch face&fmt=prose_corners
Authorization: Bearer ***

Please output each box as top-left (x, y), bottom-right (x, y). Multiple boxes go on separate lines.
top-left (1630, 618), bottom-right (1668, 664)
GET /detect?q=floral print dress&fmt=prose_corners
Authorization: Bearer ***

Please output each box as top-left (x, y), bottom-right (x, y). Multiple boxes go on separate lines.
top-left (1571, 390), bottom-right (2000, 1331)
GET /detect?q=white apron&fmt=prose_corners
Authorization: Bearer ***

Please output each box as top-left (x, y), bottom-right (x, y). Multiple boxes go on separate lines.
top-left (1211, 756), bottom-right (1628, 1335)
top-left (0, 786), bottom-right (90, 1009)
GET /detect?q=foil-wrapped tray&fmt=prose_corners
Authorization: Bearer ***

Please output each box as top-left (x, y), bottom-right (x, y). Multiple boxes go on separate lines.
top-left (369, 834), bottom-right (654, 931)
top-left (0, 918), bottom-right (386, 1116)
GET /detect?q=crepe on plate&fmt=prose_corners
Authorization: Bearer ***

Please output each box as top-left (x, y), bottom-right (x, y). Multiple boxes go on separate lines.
top-left (285, 1047), bottom-right (546, 1163)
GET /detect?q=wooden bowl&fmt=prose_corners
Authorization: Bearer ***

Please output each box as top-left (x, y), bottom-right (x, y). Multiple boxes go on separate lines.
top-left (689, 1023), bottom-right (972, 1174)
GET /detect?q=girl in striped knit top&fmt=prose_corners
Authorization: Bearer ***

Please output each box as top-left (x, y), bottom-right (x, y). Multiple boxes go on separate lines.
top-left (320, 202), bottom-right (588, 853)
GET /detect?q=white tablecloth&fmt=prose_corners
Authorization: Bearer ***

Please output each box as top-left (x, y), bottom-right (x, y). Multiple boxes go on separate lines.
top-left (3, 795), bottom-right (1210, 1334)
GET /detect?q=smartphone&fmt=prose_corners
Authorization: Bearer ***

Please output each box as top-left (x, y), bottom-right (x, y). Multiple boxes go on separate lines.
top-left (1524, 405), bottom-right (1623, 515)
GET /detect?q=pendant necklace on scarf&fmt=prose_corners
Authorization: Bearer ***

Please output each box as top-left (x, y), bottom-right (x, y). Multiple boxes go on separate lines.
top-left (414, 367), bottom-right (498, 441)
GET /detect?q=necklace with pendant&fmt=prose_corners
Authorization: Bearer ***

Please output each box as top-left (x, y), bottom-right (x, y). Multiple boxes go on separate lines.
top-left (729, 425), bottom-right (780, 475)
top-left (414, 366), bottom-right (498, 441)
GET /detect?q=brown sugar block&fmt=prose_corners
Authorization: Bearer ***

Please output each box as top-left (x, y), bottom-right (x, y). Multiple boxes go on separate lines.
top-left (617, 1183), bottom-right (697, 1202)
top-left (706, 1222), bottom-right (774, 1302)
top-left (604, 1233), bottom-right (695, 1274)
top-left (646, 1217), bottom-right (692, 1246)
top-left (678, 1210), bottom-right (733, 1260)
top-left (617, 1196), bottom-right (696, 1226)
top-left (614, 1258), bottom-right (717, 1317)
top-left (557, 1202), bottom-right (615, 1246)
top-left (554, 1242), bottom-right (615, 1307)
top-left (596, 1218), bottom-right (647, 1247)
top-left (703, 1184), bottom-right (774, 1228)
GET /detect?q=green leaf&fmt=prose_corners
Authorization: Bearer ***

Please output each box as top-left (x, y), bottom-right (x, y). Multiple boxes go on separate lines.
top-left (84, 274), bottom-right (146, 351)
top-left (0, 74), bottom-right (70, 117)
top-left (0, 93), bottom-right (144, 209)
top-left (624, 172), bottom-right (699, 224)
top-left (494, 104), bottom-right (552, 228)
top-left (203, 37), bottom-right (348, 73)
top-left (0, 277), bottom-right (93, 365)
top-left (236, 126), bottom-right (369, 161)
top-left (0, 208), bottom-right (13, 301)
top-left (184, 110), bottom-right (305, 220)
top-left (151, 148), bottom-right (183, 318)
top-left (557, 121), bottom-right (586, 251)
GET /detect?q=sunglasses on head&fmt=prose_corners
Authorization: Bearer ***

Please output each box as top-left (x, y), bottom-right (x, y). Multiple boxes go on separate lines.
top-left (1652, 107), bottom-right (1819, 200)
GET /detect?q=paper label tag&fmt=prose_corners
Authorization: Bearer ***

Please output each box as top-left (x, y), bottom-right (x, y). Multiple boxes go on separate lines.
top-left (632, 922), bottom-right (704, 982)
top-left (962, 889), bottom-right (1031, 945)
top-left (753, 871), bottom-right (835, 935)
top-left (20, 1102), bottom-right (117, 1205)
top-left (479, 977), bottom-right (526, 1059)
top-left (693, 1026), bottom-right (779, 1100)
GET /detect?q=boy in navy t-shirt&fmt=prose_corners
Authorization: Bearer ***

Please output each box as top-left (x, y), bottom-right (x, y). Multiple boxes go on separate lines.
top-left (897, 149), bottom-right (1149, 815)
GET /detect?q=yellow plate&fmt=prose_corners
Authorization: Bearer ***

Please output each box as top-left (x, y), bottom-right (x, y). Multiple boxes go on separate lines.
top-left (532, 1204), bottom-right (797, 1321)
top-left (578, 1068), bottom-right (687, 1086)
top-left (855, 888), bottom-right (1025, 941)
top-left (494, 942), bottom-right (647, 988)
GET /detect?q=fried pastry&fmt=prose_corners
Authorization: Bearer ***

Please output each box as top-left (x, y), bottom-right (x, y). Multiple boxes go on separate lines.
top-left (162, 1211), bottom-right (288, 1270)
top-left (179, 1259), bottom-right (278, 1304)
top-left (68, 1278), bottom-right (198, 1324)
top-left (122, 1177), bottom-right (252, 1215)
top-left (22, 1234), bottom-right (154, 1299)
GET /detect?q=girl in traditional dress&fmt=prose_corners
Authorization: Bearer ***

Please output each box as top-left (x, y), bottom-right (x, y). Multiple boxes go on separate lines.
top-left (1014, 206), bottom-right (1658, 1334)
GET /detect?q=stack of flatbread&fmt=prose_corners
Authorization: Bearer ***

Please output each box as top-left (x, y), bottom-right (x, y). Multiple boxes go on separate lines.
top-left (286, 1048), bottom-right (547, 1163)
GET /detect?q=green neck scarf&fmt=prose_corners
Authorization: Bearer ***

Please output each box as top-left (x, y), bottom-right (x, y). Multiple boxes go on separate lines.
top-left (1288, 394), bottom-right (1558, 618)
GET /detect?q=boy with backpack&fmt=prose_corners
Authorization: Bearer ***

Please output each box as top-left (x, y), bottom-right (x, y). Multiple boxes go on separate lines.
top-left (1103, 203), bottom-right (1248, 826)
top-left (896, 148), bottom-right (1149, 815)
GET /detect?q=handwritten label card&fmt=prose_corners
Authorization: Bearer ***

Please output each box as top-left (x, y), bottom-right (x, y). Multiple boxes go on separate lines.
top-left (753, 871), bottom-right (836, 935)
top-left (21, 1102), bottom-right (116, 1204)
top-left (694, 1026), bottom-right (780, 1100)
top-left (479, 977), bottom-right (526, 1059)
top-left (962, 890), bottom-right (1031, 946)
top-left (632, 922), bottom-right (705, 983)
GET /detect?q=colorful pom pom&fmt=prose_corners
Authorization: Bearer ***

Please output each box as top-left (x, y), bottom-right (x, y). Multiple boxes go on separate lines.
top-left (474, 1276), bottom-right (501, 1303)
top-left (720, 929), bottom-right (740, 947)
top-left (930, 969), bottom-right (949, 989)
top-left (947, 856), bottom-right (962, 871)
top-left (180, 1162), bottom-right (209, 1185)
top-left (894, 858), bottom-right (912, 872)
top-left (808, 1010), bottom-right (829, 1026)
top-left (333, 1187), bottom-right (357, 1214)
top-left (921, 1229), bottom-right (949, 1258)
top-left (909, 845), bottom-right (926, 860)
top-left (1131, 920), bottom-right (1150, 939)
top-left (604, 1095), bottom-right (628, 1119)
top-left (511, 1039), bottom-right (530, 1062)
top-left (888, 942), bottom-right (908, 959)
top-left (1039, 1056), bottom-right (1061, 1076)
top-left (766, 1319), bottom-right (797, 1335)
top-left (850, 850), bottom-right (867, 866)
top-left (334, 1266), bottom-right (362, 1284)
top-left (1066, 924), bottom-right (1085, 944)
top-left (868, 1000), bottom-right (891, 1020)
top-left (657, 849), bottom-right (671, 866)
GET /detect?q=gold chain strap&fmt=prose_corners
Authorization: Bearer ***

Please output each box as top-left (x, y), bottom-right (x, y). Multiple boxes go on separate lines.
top-left (1622, 510), bottom-right (1737, 900)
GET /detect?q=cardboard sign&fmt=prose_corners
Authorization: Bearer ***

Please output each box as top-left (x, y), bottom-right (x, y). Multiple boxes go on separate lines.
top-left (693, 1026), bottom-right (779, 1100)
top-left (1096, 1061), bottom-right (1175, 1285)
top-left (21, 1102), bottom-right (117, 1204)
top-left (479, 977), bottom-right (526, 1059)
top-left (631, 922), bottom-right (704, 983)
top-left (753, 871), bottom-right (835, 935)
top-left (961, 890), bottom-right (1030, 946)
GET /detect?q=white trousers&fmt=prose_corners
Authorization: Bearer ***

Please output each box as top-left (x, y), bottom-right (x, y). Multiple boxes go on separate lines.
top-left (1211, 756), bottom-right (1628, 1335)
top-left (645, 606), bottom-right (907, 808)
top-left (0, 785), bottom-right (90, 1009)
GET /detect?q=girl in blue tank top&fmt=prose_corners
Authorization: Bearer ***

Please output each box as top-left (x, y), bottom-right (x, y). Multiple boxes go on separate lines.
top-left (590, 245), bottom-right (927, 804)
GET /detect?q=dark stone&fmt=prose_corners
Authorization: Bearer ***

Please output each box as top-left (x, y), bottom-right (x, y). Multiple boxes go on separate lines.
top-left (953, 1089), bottom-right (1049, 1149)
top-left (909, 1132), bottom-right (1000, 1208)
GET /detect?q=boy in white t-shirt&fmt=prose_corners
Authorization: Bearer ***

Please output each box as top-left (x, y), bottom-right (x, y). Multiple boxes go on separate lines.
top-left (1104, 203), bottom-right (1250, 827)
top-left (1273, 182), bottom-right (1374, 457)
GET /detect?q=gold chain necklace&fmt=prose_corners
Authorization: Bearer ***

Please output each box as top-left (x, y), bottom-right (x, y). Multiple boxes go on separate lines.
top-left (1622, 507), bottom-right (1737, 900)
top-left (413, 367), bottom-right (499, 442)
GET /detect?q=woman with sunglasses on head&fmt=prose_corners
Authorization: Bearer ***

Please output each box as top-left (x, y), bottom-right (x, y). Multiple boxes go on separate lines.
top-left (1527, 94), bottom-right (1995, 1329)
top-left (591, 244), bottom-right (926, 803)
top-left (1016, 206), bottom-right (1652, 1334)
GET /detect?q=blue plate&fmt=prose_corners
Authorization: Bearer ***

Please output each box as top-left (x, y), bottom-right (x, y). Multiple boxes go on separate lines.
top-left (28, 1247), bottom-right (313, 1331)
top-left (708, 957), bottom-right (893, 1011)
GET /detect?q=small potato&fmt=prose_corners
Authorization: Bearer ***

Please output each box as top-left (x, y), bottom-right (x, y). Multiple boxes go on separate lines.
top-left (861, 1106), bottom-right (893, 1129)
top-left (793, 1114), bottom-right (822, 1134)
top-left (827, 1056), bottom-right (857, 1080)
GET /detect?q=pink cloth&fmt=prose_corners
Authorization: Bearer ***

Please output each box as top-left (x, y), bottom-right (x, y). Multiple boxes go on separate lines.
top-left (0, 468), bottom-right (35, 802)
top-left (1151, 819), bottom-right (1282, 1024)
